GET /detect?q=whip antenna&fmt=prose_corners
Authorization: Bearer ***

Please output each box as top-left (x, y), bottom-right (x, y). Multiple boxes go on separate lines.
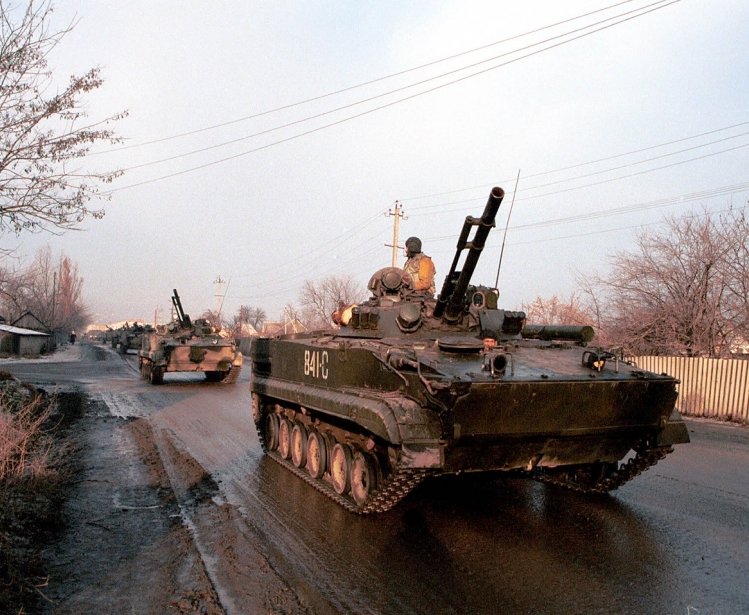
top-left (494, 169), bottom-right (521, 289)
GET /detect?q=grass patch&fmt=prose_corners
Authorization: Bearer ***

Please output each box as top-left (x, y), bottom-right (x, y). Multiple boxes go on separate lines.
top-left (0, 371), bottom-right (81, 613)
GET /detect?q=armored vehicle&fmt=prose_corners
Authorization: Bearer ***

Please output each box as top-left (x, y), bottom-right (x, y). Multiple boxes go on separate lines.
top-left (249, 187), bottom-right (689, 513)
top-left (139, 290), bottom-right (243, 385)
top-left (115, 322), bottom-right (152, 354)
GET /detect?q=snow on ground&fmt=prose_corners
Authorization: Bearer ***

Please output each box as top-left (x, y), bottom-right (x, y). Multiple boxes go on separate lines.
top-left (0, 344), bottom-right (83, 364)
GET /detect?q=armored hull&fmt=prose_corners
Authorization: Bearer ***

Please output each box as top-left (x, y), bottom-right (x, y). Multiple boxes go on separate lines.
top-left (250, 188), bottom-right (688, 513)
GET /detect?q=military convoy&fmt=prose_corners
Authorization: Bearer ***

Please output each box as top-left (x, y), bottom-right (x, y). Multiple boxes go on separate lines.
top-left (138, 290), bottom-right (243, 385)
top-left (249, 187), bottom-right (689, 513)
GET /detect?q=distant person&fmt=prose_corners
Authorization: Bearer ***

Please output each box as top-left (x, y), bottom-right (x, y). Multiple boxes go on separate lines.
top-left (403, 236), bottom-right (436, 294)
top-left (69, 330), bottom-right (76, 344)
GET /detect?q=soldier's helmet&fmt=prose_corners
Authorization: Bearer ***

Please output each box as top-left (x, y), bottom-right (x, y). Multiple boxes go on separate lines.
top-left (405, 236), bottom-right (422, 257)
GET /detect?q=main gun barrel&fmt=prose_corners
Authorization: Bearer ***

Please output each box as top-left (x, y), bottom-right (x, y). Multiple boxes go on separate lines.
top-left (434, 187), bottom-right (505, 322)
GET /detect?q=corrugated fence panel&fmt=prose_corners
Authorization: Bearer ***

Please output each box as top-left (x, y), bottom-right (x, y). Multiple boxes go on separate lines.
top-left (629, 356), bottom-right (749, 423)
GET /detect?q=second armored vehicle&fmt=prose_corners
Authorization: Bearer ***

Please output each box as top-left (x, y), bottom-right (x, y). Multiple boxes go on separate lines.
top-left (139, 290), bottom-right (243, 385)
top-left (115, 322), bottom-right (152, 354)
top-left (250, 187), bottom-right (689, 513)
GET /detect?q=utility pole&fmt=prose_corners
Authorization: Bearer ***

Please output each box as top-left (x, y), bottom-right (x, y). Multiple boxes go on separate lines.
top-left (214, 275), bottom-right (226, 320)
top-left (51, 271), bottom-right (56, 330)
top-left (385, 201), bottom-right (407, 267)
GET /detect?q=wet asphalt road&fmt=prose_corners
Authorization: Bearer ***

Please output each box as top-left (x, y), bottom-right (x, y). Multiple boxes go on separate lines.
top-left (4, 343), bottom-right (749, 614)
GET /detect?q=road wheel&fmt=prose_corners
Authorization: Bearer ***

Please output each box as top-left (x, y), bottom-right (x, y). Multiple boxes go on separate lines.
top-left (278, 419), bottom-right (292, 460)
top-left (264, 414), bottom-right (279, 450)
top-left (223, 367), bottom-right (240, 384)
top-left (350, 449), bottom-right (378, 506)
top-left (290, 423), bottom-right (308, 468)
top-left (330, 442), bottom-right (352, 495)
top-left (306, 430), bottom-right (327, 479)
top-left (150, 366), bottom-right (164, 385)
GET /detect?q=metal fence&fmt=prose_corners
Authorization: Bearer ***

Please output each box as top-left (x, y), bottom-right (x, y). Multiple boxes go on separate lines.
top-left (630, 356), bottom-right (749, 423)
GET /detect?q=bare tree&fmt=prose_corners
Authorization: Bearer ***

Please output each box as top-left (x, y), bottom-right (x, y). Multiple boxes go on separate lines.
top-left (0, 257), bottom-right (29, 315)
top-left (585, 208), bottom-right (748, 357)
top-left (280, 303), bottom-right (303, 331)
top-left (522, 294), bottom-right (592, 325)
top-left (227, 304), bottom-right (265, 337)
top-left (299, 274), bottom-right (367, 330)
top-left (282, 303), bottom-right (301, 322)
top-left (54, 253), bottom-right (89, 332)
top-left (242, 305), bottom-right (266, 330)
top-left (0, 246), bottom-right (91, 332)
top-left (716, 207), bottom-right (749, 339)
top-left (0, 0), bottom-right (125, 236)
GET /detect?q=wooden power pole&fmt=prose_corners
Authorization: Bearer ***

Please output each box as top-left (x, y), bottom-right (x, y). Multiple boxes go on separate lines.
top-left (385, 201), bottom-right (407, 267)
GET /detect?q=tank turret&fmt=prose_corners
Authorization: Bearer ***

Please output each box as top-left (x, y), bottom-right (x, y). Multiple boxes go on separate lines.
top-left (250, 187), bottom-right (689, 514)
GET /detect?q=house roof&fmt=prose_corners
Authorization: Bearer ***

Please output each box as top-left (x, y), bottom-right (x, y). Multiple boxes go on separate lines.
top-left (10, 311), bottom-right (51, 331)
top-left (0, 324), bottom-right (51, 337)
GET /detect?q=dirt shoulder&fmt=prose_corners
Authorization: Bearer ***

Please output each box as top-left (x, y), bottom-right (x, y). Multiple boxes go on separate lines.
top-left (1, 384), bottom-right (223, 614)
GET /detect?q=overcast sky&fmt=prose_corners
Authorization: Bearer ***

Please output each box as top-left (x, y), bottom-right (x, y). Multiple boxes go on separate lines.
top-left (11, 0), bottom-right (749, 325)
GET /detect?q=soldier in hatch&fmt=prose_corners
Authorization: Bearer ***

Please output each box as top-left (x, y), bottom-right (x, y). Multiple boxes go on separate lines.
top-left (403, 236), bottom-right (436, 295)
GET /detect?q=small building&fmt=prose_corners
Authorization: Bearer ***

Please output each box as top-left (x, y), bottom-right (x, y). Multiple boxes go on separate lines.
top-left (0, 310), bottom-right (57, 355)
top-left (0, 324), bottom-right (52, 355)
top-left (261, 319), bottom-right (306, 336)
top-left (237, 322), bottom-right (259, 337)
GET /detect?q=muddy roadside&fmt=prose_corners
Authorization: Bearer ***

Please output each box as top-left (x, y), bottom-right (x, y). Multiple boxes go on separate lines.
top-left (1, 380), bottom-right (305, 614)
top-left (1, 383), bottom-right (223, 614)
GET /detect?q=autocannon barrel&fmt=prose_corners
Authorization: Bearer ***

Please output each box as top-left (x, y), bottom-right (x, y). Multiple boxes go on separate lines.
top-left (434, 186), bottom-right (505, 322)
top-left (521, 324), bottom-right (595, 343)
top-left (171, 289), bottom-right (192, 328)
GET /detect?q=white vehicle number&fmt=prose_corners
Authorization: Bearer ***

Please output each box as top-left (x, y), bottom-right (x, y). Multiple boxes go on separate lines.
top-left (304, 350), bottom-right (329, 380)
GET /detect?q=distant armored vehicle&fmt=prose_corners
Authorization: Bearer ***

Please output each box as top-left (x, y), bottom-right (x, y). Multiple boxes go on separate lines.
top-left (249, 187), bottom-right (689, 513)
top-left (115, 322), bottom-right (152, 354)
top-left (138, 290), bottom-right (242, 385)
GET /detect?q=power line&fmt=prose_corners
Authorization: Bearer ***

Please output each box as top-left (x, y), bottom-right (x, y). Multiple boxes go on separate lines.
top-left (93, 0), bottom-right (643, 154)
top-left (230, 210), bottom-right (388, 282)
top-left (405, 139), bottom-right (749, 218)
top-left (507, 202), bottom-right (749, 246)
top-left (119, 1), bottom-right (672, 173)
top-left (104, 0), bottom-right (678, 193)
top-left (421, 181), bottom-right (749, 243)
top-left (403, 120), bottom-right (749, 205)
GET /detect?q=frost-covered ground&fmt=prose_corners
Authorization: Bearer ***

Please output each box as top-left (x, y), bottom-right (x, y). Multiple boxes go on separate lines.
top-left (0, 344), bottom-right (82, 364)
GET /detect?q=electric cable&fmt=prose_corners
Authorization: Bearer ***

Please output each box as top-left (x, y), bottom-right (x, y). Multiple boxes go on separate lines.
top-left (104, 0), bottom-right (678, 193)
top-left (91, 0), bottom-right (643, 153)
